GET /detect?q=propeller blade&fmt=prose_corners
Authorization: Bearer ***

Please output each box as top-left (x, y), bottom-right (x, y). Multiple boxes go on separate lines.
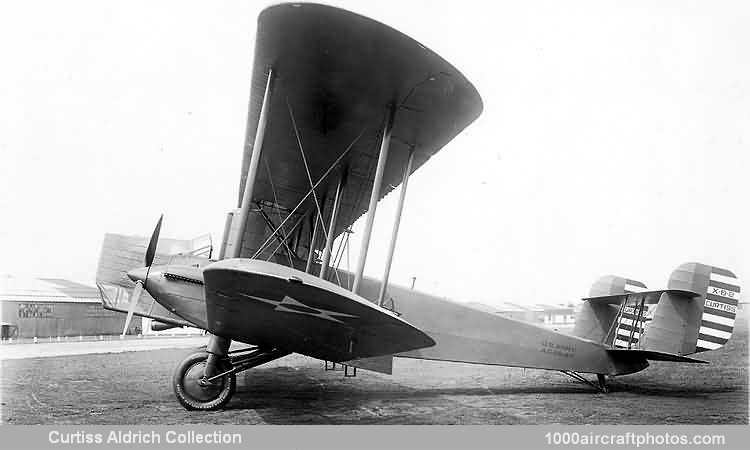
top-left (145, 214), bottom-right (163, 267)
top-left (121, 281), bottom-right (143, 337)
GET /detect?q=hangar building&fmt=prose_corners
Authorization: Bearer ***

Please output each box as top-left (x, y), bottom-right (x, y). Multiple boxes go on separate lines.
top-left (467, 301), bottom-right (576, 328)
top-left (0, 276), bottom-right (140, 339)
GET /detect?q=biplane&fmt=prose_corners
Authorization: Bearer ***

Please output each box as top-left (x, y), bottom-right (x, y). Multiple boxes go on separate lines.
top-left (96, 3), bottom-right (741, 410)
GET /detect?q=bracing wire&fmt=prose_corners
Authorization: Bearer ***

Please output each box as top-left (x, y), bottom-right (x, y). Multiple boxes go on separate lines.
top-left (261, 162), bottom-right (294, 266)
top-left (286, 98), bottom-right (329, 243)
top-left (250, 128), bottom-right (366, 260)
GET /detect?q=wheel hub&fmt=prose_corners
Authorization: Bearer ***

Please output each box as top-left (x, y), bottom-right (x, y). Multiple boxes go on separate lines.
top-left (182, 361), bottom-right (224, 402)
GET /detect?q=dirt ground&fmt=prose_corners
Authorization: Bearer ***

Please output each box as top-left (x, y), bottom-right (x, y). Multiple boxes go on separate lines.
top-left (2, 311), bottom-right (746, 425)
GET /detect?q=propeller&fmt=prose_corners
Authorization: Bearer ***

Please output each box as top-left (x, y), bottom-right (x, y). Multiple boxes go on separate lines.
top-left (144, 214), bottom-right (163, 269)
top-left (121, 282), bottom-right (143, 337)
top-left (121, 215), bottom-right (163, 337)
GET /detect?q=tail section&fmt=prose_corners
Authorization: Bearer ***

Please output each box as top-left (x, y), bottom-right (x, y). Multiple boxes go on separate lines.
top-left (643, 263), bottom-right (740, 354)
top-left (572, 275), bottom-right (648, 343)
top-left (605, 279), bottom-right (655, 349)
top-left (697, 267), bottom-right (740, 351)
top-left (589, 276), bottom-right (648, 297)
top-left (573, 263), bottom-right (739, 359)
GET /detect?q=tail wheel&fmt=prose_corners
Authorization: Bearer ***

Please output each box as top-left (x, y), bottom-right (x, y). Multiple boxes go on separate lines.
top-left (173, 352), bottom-right (236, 410)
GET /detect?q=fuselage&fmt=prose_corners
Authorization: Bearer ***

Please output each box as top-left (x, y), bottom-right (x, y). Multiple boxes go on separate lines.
top-left (129, 259), bottom-right (647, 376)
top-left (128, 265), bottom-right (207, 329)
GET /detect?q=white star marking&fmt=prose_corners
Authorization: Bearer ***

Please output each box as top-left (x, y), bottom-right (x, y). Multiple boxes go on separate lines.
top-left (242, 294), bottom-right (358, 324)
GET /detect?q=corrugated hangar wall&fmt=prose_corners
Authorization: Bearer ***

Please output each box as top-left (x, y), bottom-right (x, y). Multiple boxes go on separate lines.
top-left (1, 232), bottom-right (205, 339)
top-left (1, 300), bottom-right (141, 339)
top-left (0, 276), bottom-right (143, 339)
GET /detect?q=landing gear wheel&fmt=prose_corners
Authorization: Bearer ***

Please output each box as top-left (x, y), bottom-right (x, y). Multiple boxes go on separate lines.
top-left (173, 352), bottom-right (236, 410)
top-left (596, 374), bottom-right (609, 393)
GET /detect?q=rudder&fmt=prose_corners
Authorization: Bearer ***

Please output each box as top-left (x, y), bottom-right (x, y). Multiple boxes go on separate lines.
top-left (641, 263), bottom-right (740, 355)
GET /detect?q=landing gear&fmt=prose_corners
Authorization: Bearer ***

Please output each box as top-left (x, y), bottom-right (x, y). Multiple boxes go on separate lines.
top-left (559, 370), bottom-right (609, 393)
top-left (173, 352), bottom-right (236, 410)
top-left (172, 335), bottom-right (291, 410)
top-left (597, 374), bottom-right (609, 393)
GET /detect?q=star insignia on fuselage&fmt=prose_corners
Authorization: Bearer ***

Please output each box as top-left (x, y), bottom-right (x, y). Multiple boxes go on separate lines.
top-left (242, 294), bottom-right (358, 324)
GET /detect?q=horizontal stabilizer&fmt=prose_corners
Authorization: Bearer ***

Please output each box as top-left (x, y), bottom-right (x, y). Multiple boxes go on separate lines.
top-left (607, 348), bottom-right (708, 364)
top-left (583, 289), bottom-right (700, 304)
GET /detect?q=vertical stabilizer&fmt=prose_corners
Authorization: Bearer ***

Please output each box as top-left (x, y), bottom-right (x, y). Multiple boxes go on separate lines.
top-left (572, 276), bottom-right (647, 343)
top-left (641, 263), bottom-right (740, 355)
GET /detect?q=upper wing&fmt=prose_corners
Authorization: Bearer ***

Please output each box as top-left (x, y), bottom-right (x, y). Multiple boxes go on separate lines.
top-left (236, 4), bottom-right (483, 266)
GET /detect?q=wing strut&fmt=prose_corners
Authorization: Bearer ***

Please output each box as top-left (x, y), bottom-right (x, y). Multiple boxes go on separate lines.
top-left (330, 227), bottom-right (353, 288)
top-left (320, 173), bottom-right (346, 279)
top-left (230, 68), bottom-right (275, 259)
top-left (217, 211), bottom-right (234, 260)
top-left (353, 104), bottom-right (396, 294)
top-left (305, 194), bottom-right (326, 272)
top-left (377, 145), bottom-right (415, 305)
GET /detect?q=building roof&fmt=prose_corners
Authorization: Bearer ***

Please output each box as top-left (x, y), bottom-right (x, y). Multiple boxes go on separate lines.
top-left (0, 275), bottom-right (100, 304)
top-left (533, 303), bottom-right (576, 313)
top-left (466, 301), bottom-right (577, 314)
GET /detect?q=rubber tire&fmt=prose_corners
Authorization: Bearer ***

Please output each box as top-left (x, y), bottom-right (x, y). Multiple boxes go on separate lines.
top-left (173, 352), bottom-right (236, 411)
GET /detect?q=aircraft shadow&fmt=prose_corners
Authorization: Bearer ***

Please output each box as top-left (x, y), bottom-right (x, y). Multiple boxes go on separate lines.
top-left (223, 365), bottom-right (742, 422)
top-left (606, 381), bottom-right (738, 398)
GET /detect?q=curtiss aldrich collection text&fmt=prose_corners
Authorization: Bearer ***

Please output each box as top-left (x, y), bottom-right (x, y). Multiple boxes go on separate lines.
top-left (49, 430), bottom-right (242, 445)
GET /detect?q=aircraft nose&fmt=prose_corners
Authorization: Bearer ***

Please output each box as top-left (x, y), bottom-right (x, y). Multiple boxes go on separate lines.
top-left (127, 267), bottom-right (149, 283)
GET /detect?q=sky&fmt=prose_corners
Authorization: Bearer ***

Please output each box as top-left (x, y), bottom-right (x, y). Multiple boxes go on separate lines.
top-left (1, 0), bottom-right (748, 306)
